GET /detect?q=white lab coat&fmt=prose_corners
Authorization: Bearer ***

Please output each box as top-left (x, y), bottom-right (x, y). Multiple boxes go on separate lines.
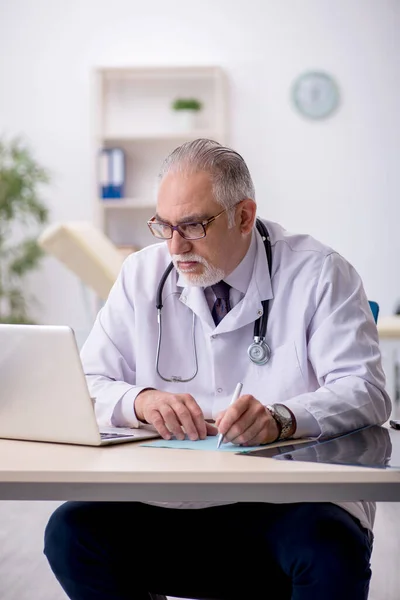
top-left (80, 219), bottom-right (391, 529)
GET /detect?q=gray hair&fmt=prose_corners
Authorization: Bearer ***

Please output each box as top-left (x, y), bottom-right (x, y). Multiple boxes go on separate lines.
top-left (158, 138), bottom-right (256, 227)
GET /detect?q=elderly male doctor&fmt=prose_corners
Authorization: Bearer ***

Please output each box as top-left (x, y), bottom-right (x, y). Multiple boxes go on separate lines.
top-left (45, 139), bottom-right (391, 600)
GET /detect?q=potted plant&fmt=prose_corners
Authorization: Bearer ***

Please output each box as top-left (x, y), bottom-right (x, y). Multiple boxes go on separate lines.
top-left (0, 136), bottom-right (49, 323)
top-left (171, 97), bottom-right (203, 131)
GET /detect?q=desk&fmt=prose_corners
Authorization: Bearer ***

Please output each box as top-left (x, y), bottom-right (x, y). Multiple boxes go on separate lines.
top-left (378, 316), bottom-right (400, 417)
top-left (0, 438), bottom-right (399, 503)
top-left (377, 316), bottom-right (400, 339)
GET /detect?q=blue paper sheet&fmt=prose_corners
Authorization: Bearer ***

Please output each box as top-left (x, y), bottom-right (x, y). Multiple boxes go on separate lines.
top-left (140, 435), bottom-right (262, 452)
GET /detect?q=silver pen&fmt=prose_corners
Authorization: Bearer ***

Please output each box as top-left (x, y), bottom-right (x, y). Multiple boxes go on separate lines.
top-left (217, 382), bottom-right (243, 449)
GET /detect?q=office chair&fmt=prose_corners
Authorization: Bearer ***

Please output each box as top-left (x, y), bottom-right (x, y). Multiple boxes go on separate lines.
top-left (368, 300), bottom-right (379, 324)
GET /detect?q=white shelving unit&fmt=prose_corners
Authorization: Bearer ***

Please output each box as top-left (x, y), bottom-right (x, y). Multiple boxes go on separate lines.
top-left (92, 66), bottom-right (228, 254)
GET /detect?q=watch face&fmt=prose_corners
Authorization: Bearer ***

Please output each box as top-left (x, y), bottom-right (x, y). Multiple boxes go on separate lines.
top-left (291, 71), bottom-right (340, 119)
top-left (274, 404), bottom-right (292, 420)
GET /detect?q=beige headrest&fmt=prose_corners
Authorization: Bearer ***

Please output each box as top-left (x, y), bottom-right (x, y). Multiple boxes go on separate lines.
top-left (38, 222), bottom-right (125, 301)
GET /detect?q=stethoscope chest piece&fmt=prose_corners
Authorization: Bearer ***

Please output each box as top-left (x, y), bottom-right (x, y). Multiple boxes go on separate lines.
top-left (247, 338), bottom-right (271, 365)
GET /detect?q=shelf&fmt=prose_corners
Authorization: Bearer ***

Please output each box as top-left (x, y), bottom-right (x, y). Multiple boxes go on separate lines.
top-left (101, 66), bottom-right (223, 80)
top-left (100, 198), bottom-right (156, 209)
top-left (93, 64), bottom-right (227, 249)
top-left (102, 130), bottom-right (221, 143)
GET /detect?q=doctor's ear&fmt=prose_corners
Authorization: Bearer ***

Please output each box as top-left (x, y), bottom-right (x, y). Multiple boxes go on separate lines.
top-left (237, 199), bottom-right (257, 234)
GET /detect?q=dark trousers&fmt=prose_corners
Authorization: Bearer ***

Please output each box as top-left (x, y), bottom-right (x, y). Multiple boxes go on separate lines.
top-left (44, 501), bottom-right (373, 600)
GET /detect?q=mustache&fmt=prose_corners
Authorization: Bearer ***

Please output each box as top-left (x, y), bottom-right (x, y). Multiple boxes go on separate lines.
top-left (172, 254), bottom-right (209, 266)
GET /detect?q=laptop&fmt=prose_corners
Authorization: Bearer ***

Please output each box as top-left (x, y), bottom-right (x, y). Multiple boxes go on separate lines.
top-left (0, 324), bottom-right (160, 446)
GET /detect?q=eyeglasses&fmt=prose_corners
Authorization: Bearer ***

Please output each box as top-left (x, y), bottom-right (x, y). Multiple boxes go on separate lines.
top-left (147, 208), bottom-right (228, 240)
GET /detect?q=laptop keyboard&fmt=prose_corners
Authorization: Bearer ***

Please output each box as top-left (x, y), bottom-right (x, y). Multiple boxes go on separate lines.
top-left (100, 432), bottom-right (135, 440)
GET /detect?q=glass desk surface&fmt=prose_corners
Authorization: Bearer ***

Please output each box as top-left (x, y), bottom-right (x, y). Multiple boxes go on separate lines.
top-left (243, 425), bottom-right (400, 469)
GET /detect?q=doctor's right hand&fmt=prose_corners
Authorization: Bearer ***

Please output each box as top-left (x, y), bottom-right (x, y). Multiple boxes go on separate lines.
top-left (134, 389), bottom-right (218, 441)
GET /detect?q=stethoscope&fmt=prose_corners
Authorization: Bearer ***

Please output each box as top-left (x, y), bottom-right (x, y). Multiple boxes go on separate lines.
top-left (155, 218), bottom-right (272, 382)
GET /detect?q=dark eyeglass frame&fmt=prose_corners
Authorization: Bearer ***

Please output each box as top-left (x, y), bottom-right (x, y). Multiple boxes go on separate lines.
top-left (147, 207), bottom-right (229, 240)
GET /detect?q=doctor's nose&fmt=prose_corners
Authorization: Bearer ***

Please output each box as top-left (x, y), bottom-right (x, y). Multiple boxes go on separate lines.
top-left (169, 230), bottom-right (193, 255)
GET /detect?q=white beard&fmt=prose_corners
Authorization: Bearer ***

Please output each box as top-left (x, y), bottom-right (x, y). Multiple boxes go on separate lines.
top-left (172, 253), bottom-right (226, 287)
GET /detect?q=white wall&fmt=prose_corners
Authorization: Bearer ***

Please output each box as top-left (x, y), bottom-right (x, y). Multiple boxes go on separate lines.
top-left (0, 0), bottom-right (399, 337)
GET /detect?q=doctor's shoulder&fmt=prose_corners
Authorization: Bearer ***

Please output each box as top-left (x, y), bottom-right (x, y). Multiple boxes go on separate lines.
top-left (268, 221), bottom-right (336, 268)
top-left (268, 221), bottom-right (334, 256)
top-left (268, 221), bottom-right (361, 285)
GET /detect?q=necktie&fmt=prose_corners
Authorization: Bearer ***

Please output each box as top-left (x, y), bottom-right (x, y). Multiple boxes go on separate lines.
top-left (211, 281), bottom-right (231, 326)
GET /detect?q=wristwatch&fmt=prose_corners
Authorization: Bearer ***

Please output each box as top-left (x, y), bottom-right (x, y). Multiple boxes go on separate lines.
top-left (266, 404), bottom-right (296, 440)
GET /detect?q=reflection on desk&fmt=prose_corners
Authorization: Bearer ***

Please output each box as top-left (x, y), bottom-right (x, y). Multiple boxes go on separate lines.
top-left (245, 426), bottom-right (398, 470)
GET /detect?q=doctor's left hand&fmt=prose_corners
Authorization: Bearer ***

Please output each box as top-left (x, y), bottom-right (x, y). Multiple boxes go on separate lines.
top-left (215, 395), bottom-right (279, 446)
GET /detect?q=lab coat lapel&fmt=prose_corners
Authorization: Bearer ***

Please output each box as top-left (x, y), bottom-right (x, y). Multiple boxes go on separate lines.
top-left (179, 285), bottom-right (215, 333)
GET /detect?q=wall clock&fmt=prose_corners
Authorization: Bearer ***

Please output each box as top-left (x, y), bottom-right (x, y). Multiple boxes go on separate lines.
top-left (291, 71), bottom-right (340, 119)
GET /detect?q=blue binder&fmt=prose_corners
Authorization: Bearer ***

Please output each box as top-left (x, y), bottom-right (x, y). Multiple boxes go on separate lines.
top-left (99, 148), bottom-right (125, 199)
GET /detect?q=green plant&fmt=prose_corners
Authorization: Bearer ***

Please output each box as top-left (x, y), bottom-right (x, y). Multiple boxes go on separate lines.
top-left (171, 98), bottom-right (203, 111)
top-left (0, 136), bottom-right (49, 324)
